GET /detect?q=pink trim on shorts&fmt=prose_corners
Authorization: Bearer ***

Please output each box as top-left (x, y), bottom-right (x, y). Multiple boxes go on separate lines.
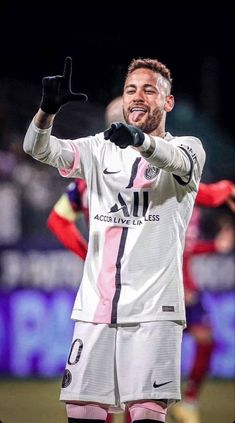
top-left (129, 402), bottom-right (166, 422)
top-left (93, 226), bottom-right (123, 323)
top-left (59, 141), bottom-right (80, 177)
top-left (132, 159), bottom-right (152, 188)
top-left (66, 403), bottom-right (107, 420)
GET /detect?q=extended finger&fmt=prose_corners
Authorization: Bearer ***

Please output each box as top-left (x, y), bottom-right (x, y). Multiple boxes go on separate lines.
top-left (104, 126), bottom-right (113, 140)
top-left (63, 56), bottom-right (72, 81)
top-left (104, 122), bottom-right (122, 139)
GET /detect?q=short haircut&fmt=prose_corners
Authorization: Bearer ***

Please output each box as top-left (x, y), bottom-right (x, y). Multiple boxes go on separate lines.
top-left (126, 58), bottom-right (172, 93)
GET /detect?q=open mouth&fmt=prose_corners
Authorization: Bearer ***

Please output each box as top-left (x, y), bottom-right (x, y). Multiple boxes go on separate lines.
top-left (130, 107), bottom-right (147, 122)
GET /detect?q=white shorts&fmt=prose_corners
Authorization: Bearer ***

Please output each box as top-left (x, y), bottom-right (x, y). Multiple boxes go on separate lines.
top-left (60, 320), bottom-right (183, 412)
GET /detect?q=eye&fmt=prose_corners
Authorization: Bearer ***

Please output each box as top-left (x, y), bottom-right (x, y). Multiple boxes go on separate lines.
top-left (126, 90), bottom-right (135, 95)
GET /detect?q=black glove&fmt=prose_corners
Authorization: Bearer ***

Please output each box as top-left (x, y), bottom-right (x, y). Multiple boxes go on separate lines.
top-left (40, 56), bottom-right (88, 114)
top-left (104, 122), bottom-right (145, 149)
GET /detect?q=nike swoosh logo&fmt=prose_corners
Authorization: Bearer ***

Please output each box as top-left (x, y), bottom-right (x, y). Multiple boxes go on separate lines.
top-left (153, 380), bottom-right (172, 388)
top-left (103, 168), bottom-right (121, 174)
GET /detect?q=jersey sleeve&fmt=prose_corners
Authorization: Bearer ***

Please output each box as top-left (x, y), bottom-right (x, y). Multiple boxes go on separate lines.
top-left (173, 136), bottom-right (206, 190)
top-left (58, 133), bottom-right (104, 179)
top-left (23, 120), bottom-right (76, 170)
top-left (23, 119), bottom-right (100, 179)
top-left (143, 134), bottom-right (206, 190)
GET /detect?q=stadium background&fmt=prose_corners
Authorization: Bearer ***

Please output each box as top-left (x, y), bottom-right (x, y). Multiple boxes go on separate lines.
top-left (0, 2), bottom-right (234, 423)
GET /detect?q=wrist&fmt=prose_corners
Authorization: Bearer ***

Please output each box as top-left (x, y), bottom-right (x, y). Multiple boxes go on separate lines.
top-left (136, 134), bottom-right (151, 151)
top-left (134, 134), bottom-right (155, 157)
top-left (139, 135), bottom-right (156, 157)
top-left (34, 109), bottom-right (56, 129)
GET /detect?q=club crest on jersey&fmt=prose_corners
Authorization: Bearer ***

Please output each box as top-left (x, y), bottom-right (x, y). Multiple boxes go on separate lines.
top-left (144, 164), bottom-right (159, 180)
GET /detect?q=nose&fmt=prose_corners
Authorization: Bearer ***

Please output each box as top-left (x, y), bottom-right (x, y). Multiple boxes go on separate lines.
top-left (132, 89), bottom-right (145, 102)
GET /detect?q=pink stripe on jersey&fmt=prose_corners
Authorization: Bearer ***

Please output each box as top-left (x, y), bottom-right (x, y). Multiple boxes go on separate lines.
top-left (93, 226), bottom-right (123, 323)
top-left (59, 141), bottom-right (80, 177)
top-left (132, 158), bottom-right (152, 188)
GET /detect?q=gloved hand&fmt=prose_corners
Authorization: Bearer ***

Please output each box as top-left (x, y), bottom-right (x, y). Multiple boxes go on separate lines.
top-left (104, 122), bottom-right (145, 149)
top-left (40, 56), bottom-right (88, 114)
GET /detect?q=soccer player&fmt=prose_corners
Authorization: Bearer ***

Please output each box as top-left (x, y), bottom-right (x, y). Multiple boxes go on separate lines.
top-left (47, 178), bottom-right (89, 260)
top-left (23, 56), bottom-right (206, 423)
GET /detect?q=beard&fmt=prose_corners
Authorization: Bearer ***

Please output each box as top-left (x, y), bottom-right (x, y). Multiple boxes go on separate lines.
top-left (123, 107), bottom-right (164, 134)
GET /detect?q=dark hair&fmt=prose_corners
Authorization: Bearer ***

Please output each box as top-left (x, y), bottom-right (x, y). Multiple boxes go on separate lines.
top-left (126, 58), bottom-right (172, 91)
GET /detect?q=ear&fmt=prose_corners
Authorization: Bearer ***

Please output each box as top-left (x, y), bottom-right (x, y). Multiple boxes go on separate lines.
top-left (164, 95), bottom-right (174, 112)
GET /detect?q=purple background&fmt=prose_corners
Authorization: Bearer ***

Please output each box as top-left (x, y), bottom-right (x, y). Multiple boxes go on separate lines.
top-left (0, 288), bottom-right (234, 378)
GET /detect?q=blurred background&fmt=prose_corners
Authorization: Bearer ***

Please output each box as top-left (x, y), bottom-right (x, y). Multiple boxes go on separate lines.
top-left (0, 2), bottom-right (234, 423)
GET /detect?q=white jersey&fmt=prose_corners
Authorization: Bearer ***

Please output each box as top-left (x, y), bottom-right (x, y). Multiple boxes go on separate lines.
top-left (24, 123), bottom-right (206, 325)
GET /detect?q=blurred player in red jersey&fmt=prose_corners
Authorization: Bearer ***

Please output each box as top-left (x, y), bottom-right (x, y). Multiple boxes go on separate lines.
top-left (196, 180), bottom-right (235, 211)
top-left (47, 178), bottom-right (89, 260)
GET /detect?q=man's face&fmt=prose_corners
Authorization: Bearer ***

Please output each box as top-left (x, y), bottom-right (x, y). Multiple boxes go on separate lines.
top-left (123, 68), bottom-right (172, 134)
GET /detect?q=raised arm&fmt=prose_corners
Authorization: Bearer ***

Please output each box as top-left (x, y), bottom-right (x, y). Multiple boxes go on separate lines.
top-left (23, 57), bottom-right (87, 166)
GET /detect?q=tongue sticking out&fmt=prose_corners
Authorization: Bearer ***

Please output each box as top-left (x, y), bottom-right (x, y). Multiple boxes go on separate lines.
top-left (132, 111), bottom-right (145, 122)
